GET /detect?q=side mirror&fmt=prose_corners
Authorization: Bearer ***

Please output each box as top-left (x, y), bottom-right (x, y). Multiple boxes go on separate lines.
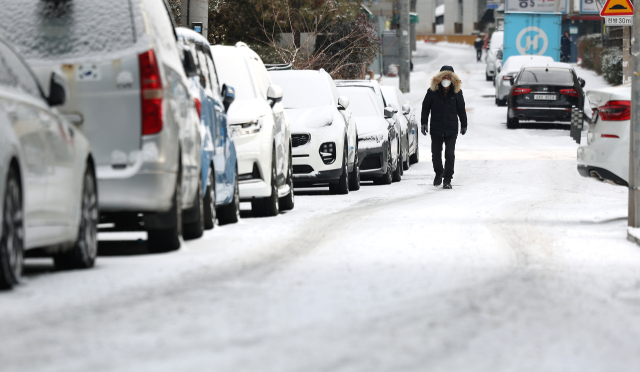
top-left (337, 96), bottom-right (350, 110)
top-left (182, 49), bottom-right (198, 78)
top-left (47, 72), bottom-right (67, 107)
top-left (384, 107), bottom-right (395, 119)
top-left (267, 84), bottom-right (283, 107)
top-left (221, 84), bottom-right (235, 112)
top-left (402, 103), bottom-right (411, 115)
top-left (578, 78), bottom-right (586, 88)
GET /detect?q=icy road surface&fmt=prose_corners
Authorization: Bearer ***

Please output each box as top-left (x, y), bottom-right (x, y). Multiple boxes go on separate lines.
top-left (3, 43), bottom-right (640, 372)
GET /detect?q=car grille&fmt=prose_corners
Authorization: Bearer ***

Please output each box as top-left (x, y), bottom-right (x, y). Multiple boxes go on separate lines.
top-left (293, 165), bottom-right (314, 174)
top-left (361, 155), bottom-right (382, 170)
top-left (292, 134), bottom-right (310, 147)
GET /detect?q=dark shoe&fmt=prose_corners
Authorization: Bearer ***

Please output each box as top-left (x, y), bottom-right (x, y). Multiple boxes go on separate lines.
top-left (443, 181), bottom-right (452, 189)
top-left (433, 172), bottom-right (443, 186)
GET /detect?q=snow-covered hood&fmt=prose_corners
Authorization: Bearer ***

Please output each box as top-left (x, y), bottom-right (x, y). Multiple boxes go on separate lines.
top-left (354, 115), bottom-right (388, 137)
top-left (227, 98), bottom-right (269, 125)
top-left (284, 106), bottom-right (335, 130)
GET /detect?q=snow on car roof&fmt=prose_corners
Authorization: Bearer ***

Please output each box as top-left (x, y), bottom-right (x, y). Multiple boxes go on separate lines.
top-left (176, 27), bottom-right (210, 47)
top-left (269, 70), bottom-right (333, 109)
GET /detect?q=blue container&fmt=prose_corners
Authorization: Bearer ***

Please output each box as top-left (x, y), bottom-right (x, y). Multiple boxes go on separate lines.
top-left (503, 13), bottom-right (562, 62)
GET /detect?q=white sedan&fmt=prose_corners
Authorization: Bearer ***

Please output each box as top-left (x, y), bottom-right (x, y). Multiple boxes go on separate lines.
top-left (577, 84), bottom-right (631, 186)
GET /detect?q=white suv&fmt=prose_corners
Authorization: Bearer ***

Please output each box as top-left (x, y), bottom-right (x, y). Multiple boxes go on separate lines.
top-left (269, 69), bottom-right (359, 194)
top-left (577, 84), bottom-right (631, 186)
top-left (211, 43), bottom-right (293, 216)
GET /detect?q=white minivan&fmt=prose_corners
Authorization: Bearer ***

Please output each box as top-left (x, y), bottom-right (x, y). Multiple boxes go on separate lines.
top-left (0, 0), bottom-right (205, 253)
top-left (486, 31), bottom-right (504, 81)
top-left (211, 43), bottom-right (293, 216)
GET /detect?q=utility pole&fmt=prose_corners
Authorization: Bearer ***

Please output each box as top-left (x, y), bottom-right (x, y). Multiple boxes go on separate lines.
top-left (399, 0), bottom-right (411, 93)
top-left (628, 4), bottom-right (640, 240)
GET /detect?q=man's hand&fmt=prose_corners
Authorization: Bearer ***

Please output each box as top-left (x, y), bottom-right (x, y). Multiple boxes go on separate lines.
top-left (461, 127), bottom-right (467, 135)
top-left (421, 124), bottom-right (428, 136)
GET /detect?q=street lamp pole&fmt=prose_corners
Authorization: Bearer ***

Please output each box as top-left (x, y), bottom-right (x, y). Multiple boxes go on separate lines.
top-left (399, 0), bottom-right (411, 93)
top-left (628, 4), bottom-right (640, 238)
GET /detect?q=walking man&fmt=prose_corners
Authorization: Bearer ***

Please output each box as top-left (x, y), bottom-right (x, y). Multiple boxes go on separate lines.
top-left (561, 31), bottom-right (572, 63)
top-left (421, 66), bottom-right (467, 189)
top-left (474, 36), bottom-right (483, 62)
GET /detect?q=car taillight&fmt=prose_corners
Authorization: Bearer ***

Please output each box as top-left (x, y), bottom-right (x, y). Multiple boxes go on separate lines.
top-left (194, 98), bottom-right (201, 119)
top-left (598, 100), bottom-right (631, 121)
top-left (503, 75), bottom-right (513, 80)
top-left (560, 88), bottom-right (579, 97)
top-left (139, 50), bottom-right (163, 135)
top-left (512, 87), bottom-right (531, 96)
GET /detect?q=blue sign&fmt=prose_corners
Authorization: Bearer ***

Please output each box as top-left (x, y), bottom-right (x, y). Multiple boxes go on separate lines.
top-left (194, 26), bottom-right (202, 33)
top-left (503, 13), bottom-right (561, 62)
top-left (487, 4), bottom-right (499, 9)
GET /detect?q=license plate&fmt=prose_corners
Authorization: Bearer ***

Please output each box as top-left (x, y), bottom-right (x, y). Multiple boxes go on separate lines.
top-left (534, 94), bottom-right (556, 100)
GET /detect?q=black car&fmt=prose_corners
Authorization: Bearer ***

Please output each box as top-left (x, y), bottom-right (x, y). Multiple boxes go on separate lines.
top-left (506, 64), bottom-right (585, 129)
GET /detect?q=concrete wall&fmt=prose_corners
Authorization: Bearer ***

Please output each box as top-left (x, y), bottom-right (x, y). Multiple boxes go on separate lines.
top-left (443, 0), bottom-right (460, 34)
top-left (179, 0), bottom-right (208, 38)
top-left (415, 0), bottom-right (436, 35)
top-left (462, 0), bottom-right (478, 34)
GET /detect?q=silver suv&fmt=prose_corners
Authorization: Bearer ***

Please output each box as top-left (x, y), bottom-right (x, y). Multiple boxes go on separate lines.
top-left (0, 0), bottom-right (203, 252)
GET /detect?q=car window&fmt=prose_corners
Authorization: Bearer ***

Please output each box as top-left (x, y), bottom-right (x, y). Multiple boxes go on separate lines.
top-left (327, 75), bottom-right (340, 103)
top-left (0, 41), bottom-right (42, 99)
top-left (206, 54), bottom-right (221, 96)
top-left (196, 48), bottom-right (212, 95)
top-left (0, 0), bottom-right (138, 62)
top-left (249, 57), bottom-right (270, 98)
top-left (337, 87), bottom-right (380, 117)
top-left (212, 48), bottom-right (256, 100)
top-left (518, 68), bottom-right (574, 85)
top-left (270, 74), bottom-right (332, 109)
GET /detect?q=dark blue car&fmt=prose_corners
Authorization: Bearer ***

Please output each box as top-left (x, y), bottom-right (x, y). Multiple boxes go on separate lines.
top-left (177, 28), bottom-right (239, 227)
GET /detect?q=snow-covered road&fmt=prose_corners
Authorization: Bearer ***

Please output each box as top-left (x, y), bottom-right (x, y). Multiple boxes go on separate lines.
top-left (3, 43), bottom-right (640, 372)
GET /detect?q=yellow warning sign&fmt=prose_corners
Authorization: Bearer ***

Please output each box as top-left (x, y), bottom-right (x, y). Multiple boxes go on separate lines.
top-left (600, 0), bottom-right (634, 16)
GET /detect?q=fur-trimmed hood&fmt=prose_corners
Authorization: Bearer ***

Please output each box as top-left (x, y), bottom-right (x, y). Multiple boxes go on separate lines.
top-left (430, 70), bottom-right (462, 93)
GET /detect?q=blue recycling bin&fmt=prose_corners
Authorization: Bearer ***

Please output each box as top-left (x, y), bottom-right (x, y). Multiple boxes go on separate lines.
top-left (503, 13), bottom-right (562, 62)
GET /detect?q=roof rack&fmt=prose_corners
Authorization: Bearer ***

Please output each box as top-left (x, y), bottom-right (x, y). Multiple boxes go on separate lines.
top-left (265, 63), bottom-right (293, 71)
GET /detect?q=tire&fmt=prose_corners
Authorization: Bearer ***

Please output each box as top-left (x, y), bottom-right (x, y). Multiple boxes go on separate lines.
top-left (375, 141), bottom-right (393, 185)
top-left (495, 98), bottom-right (506, 107)
top-left (279, 150), bottom-right (294, 211)
top-left (409, 137), bottom-right (419, 164)
top-left (0, 166), bottom-right (23, 290)
top-left (403, 135), bottom-right (410, 171)
top-left (486, 72), bottom-right (492, 81)
top-left (182, 178), bottom-right (204, 240)
top-left (507, 116), bottom-right (519, 129)
top-left (54, 165), bottom-right (98, 270)
top-left (217, 168), bottom-right (240, 225)
top-left (148, 168), bottom-right (182, 253)
top-left (252, 145), bottom-right (279, 217)
top-left (203, 166), bottom-right (216, 230)
top-left (392, 157), bottom-right (402, 182)
top-left (349, 147), bottom-right (360, 191)
top-left (330, 141), bottom-right (349, 195)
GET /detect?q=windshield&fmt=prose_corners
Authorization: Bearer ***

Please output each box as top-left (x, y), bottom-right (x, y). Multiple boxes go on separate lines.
top-left (337, 87), bottom-right (380, 117)
top-left (518, 68), bottom-right (574, 85)
top-left (211, 48), bottom-right (256, 101)
top-left (271, 74), bottom-right (332, 109)
top-left (490, 32), bottom-right (503, 50)
top-left (0, 0), bottom-right (137, 62)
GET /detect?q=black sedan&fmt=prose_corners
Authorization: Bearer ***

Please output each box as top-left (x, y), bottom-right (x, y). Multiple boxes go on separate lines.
top-left (506, 63), bottom-right (585, 129)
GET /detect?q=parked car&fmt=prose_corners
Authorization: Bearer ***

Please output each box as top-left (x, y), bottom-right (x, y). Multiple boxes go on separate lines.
top-left (495, 55), bottom-right (554, 106)
top-left (486, 31), bottom-right (504, 81)
top-left (269, 69), bottom-right (360, 193)
top-left (176, 28), bottom-right (240, 227)
top-left (211, 43), bottom-right (294, 216)
top-left (1, 0), bottom-right (205, 252)
top-left (336, 79), bottom-right (403, 180)
top-left (380, 86), bottom-right (419, 169)
top-left (506, 62), bottom-right (585, 129)
top-left (493, 48), bottom-right (503, 86)
top-left (577, 84), bottom-right (631, 186)
top-left (336, 85), bottom-right (401, 184)
top-left (0, 37), bottom-right (98, 289)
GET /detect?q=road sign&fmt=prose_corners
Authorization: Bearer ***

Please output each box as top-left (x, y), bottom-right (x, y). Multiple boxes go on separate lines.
top-left (605, 16), bottom-right (633, 25)
top-left (600, 0), bottom-right (633, 16)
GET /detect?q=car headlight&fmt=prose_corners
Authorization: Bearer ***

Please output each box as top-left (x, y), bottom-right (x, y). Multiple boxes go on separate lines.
top-left (230, 117), bottom-right (263, 137)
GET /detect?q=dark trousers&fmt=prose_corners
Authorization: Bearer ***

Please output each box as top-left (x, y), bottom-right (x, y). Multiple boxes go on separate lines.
top-left (431, 133), bottom-right (457, 182)
top-left (476, 49), bottom-right (482, 61)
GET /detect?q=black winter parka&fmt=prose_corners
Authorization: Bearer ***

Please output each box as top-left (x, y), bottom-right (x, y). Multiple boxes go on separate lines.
top-left (421, 85), bottom-right (467, 136)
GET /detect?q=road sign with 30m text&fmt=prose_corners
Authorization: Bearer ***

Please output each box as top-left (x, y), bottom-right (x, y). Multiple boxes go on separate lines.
top-left (600, 0), bottom-right (633, 16)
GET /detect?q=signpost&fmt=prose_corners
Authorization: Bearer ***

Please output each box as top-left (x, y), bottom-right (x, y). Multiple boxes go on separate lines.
top-left (600, 0), bottom-right (633, 26)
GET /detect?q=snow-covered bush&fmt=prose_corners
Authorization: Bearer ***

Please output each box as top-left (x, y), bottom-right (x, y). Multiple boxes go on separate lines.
top-left (577, 34), bottom-right (603, 73)
top-left (602, 47), bottom-right (623, 85)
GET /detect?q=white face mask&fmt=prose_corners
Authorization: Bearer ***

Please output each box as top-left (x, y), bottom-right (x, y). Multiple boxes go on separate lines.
top-left (441, 79), bottom-right (452, 88)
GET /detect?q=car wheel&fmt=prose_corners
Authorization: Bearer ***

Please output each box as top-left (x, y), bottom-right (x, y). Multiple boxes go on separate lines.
top-left (279, 149), bottom-right (295, 211)
top-left (392, 156), bottom-right (402, 183)
top-left (148, 166), bottom-right (182, 253)
top-left (253, 145), bottom-right (280, 217)
top-left (486, 73), bottom-right (492, 81)
top-left (0, 166), bottom-right (23, 290)
top-left (203, 166), bottom-right (216, 230)
top-left (410, 137), bottom-right (419, 164)
top-left (182, 178), bottom-right (204, 240)
top-left (375, 141), bottom-right (393, 185)
top-left (349, 146), bottom-right (360, 191)
top-left (507, 116), bottom-right (519, 129)
top-left (403, 135), bottom-right (410, 171)
top-left (217, 168), bottom-right (240, 225)
top-left (330, 141), bottom-right (349, 195)
top-left (54, 164), bottom-right (98, 270)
